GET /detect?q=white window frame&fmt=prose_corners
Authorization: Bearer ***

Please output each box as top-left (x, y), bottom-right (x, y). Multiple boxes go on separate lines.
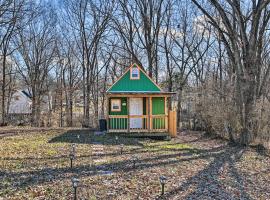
top-left (130, 67), bottom-right (140, 80)
top-left (111, 99), bottom-right (121, 112)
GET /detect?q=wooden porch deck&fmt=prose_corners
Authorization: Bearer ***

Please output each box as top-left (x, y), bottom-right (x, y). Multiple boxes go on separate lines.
top-left (108, 132), bottom-right (171, 140)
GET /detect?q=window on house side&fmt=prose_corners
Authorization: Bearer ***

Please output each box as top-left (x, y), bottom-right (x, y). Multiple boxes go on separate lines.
top-left (130, 67), bottom-right (140, 79)
top-left (111, 99), bottom-right (121, 112)
top-left (15, 96), bottom-right (20, 101)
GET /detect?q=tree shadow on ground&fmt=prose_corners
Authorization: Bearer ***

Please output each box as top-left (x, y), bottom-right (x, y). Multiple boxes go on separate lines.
top-left (1, 130), bottom-right (257, 200)
top-left (0, 143), bottom-right (203, 162)
top-left (182, 131), bottom-right (227, 145)
top-left (0, 144), bottom-right (225, 190)
top-left (48, 129), bottom-right (148, 146)
top-left (158, 145), bottom-right (252, 200)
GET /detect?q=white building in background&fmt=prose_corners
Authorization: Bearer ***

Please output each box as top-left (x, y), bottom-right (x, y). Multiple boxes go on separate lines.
top-left (8, 90), bottom-right (32, 114)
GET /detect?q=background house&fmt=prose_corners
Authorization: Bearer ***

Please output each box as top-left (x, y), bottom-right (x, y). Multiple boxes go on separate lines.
top-left (7, 90), bottom-right (32, 125)
top-left (7, 89), bottom-right (52, 125)
top-left (8, 90), bottom-right (32, 114)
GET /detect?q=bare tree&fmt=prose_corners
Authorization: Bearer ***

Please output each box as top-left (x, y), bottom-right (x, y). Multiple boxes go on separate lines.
top-left (161, 1), bottom-right (213, 127)
top-left (63, 0), bottom-right (113, 127)
top-left (0, 0), bottom-right (25, 125)
top-left (191, 0), bottom-right (270, 144)
top-left (13, 5), bottom-right (57, 126)
top-left (61, 41), bottom-right (82, 127)
top-left (117, 0), bottom-right (167, 81)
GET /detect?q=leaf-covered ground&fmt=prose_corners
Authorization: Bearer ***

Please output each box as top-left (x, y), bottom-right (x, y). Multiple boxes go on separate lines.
top-left (0, 128), bottom-right (269, 200)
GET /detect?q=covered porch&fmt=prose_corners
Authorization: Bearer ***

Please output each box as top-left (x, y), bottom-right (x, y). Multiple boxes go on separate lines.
top-left (107, 93), bottom-right (175, 134)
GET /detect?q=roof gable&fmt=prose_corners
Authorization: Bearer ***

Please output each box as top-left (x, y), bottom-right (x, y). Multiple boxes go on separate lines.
top-left (107, 63), bottom-right (162, 93)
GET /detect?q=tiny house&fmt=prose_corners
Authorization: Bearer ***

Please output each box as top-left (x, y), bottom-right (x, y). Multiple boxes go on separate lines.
top-left (106, 63), bottom-right (177, 136)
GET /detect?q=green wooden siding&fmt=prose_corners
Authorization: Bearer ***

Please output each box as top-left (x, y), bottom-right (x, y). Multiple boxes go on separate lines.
top-left (109, 97), bottom-right (146, 115)
top-left (109, 97), bottom-right (166, 130)
top-left (109, 118), bottom-right (128, 129)
top-left (152, 97), bottom-right (165, 129)
top-left (109, 97), bottom-right (127, 129)
top-left (109, 97), bottom-right (127, 115)
top-left (152, 97), bottom-right (165, 115)
top-left (153, 118), bottom-right (166, 129)
top-left (108, 65), bottom-right (161, 92)
top-left (109, 97), bottom-right (147, 129)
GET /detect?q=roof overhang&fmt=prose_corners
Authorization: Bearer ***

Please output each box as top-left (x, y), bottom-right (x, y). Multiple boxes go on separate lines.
top-left (107, 91), bottom-right (176, 97)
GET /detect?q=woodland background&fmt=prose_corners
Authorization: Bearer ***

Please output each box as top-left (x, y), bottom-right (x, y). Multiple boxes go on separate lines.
top-left (0, 0), bottom-right (269, 146)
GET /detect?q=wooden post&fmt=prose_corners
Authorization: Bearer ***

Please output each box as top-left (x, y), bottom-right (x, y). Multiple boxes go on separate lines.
top-left (165, 97), bottom-right (168, 131)
top-left (106, 96), bottom-right (110, 131)
top-left (127, 97), bottom-right (130, 133)
top-left (145, 97), bottom-right (148, 130)
top-left (168, 110), bottom-right (177, 137)
top-left (149, 97), bottom-right (152, 131)
top-left (148, 97), bottom-right (151, 132)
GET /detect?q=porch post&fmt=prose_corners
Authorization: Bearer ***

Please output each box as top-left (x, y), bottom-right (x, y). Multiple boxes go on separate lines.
top-left (127, 97), bottom-right (130, 133)
top-left (106, 96), bottom-right (110, 131)
top-left (148, 96), bottom-right (152, 132)
top-left (165, 96), bottom-right (168, 131)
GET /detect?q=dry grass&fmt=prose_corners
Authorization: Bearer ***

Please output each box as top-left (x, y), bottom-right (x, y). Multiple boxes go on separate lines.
top-left (0, 129), bottom-right (269, 199)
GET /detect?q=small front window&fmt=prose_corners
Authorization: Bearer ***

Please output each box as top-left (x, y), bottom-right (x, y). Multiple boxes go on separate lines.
top-left (111, 99), bottom-right (121, 112)
top-left (130, 67), bottom-right (140, 79)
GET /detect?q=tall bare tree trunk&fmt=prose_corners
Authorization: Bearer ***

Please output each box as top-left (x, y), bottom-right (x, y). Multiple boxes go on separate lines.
top-left (31, 90), bottom-right (38, 127)
top-left (1, 49), bottom-right (7, 125)
top-left (177, 88), bottom-right (183, 129)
